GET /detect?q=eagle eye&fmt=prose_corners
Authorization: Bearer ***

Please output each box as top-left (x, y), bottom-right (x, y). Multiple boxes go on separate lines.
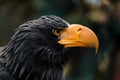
top-left (52, 29), bottom-right (62, 36)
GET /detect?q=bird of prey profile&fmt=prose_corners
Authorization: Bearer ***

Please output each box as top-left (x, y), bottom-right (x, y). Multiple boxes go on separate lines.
top-left (0, 15), bottom-right (99, 80)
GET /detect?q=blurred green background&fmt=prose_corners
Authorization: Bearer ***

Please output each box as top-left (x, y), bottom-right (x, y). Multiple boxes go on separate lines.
top-left (0, 0), bottom-right (120, 80)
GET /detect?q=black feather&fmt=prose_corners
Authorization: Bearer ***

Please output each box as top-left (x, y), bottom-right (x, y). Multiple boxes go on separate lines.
top-left (0, 15), bottom-right (76, 80)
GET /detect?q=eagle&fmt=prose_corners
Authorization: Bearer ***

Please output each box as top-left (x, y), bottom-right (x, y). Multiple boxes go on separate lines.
top-left (0, 15), bottom-right (99, 80)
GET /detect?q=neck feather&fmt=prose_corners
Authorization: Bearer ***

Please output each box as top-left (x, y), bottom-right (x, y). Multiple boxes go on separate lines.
top-left (2, 41), bottom-right (70, 80)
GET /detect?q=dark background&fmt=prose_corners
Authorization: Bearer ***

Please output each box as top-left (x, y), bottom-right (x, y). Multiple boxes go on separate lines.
top-left (0, 0), bottom-right (120, 80)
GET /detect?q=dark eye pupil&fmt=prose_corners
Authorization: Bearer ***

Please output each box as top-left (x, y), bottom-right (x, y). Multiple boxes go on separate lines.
top-left (55, 29), bottom-right (60, 33)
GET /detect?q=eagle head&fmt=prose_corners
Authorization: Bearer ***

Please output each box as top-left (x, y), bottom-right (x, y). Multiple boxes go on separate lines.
top-left (3, 15), bottom-right (99, 80)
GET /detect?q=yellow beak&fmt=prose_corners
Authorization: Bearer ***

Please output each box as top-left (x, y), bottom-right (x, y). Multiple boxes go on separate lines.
top-left (58, 24), bottom-right (99, 53)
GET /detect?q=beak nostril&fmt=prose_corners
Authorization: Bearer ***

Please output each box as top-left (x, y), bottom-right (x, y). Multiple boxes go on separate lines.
top-left (78, 28), bottom-right (81, 32)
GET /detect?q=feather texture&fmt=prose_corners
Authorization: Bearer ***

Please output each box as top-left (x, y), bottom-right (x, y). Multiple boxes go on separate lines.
top-left (0, 15), bottom-right (75, 80)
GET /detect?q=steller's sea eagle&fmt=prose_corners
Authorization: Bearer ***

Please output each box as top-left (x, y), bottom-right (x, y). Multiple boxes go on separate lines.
top-left (0, 15), bottom-right (99, 80)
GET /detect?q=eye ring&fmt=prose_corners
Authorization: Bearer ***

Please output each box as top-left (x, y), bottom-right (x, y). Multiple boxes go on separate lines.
top-left (52, 29), bottom-right (61, 36)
